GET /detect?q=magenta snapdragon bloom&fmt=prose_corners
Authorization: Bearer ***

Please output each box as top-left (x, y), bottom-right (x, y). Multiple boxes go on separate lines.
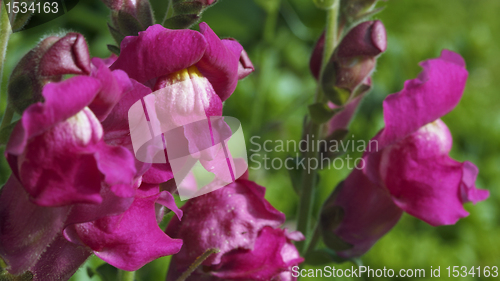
top-left (0, 34), bottom-right (182, 279)
top-left (165, 176), bottom-right (304, 281)
top-left (105, 22), bottom-right (253, 184)
top-left (321, 50), bottom-right (489, 258)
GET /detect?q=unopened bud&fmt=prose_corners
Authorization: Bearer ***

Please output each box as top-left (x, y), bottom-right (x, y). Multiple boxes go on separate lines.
top-left (336, 20), bottom-right (386, 58)
top-left (104, 0), bottom-right (154, 48)
top-left (163, 0), bottom-right (218, 29)
top-left (321, 20), bottom-right (386, 105)
top-left (8, 33), bottom-right (91, 113)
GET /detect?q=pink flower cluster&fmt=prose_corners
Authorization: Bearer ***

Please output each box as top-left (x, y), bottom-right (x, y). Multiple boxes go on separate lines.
top-left (321, 50), bottom-right (489, 258)
top-left (0, 23), bottom-right (301, 280)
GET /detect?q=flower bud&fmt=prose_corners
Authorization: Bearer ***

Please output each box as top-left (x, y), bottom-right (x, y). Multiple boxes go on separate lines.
top-left (8, 33), bottom-right (91, 113)
top-left (104, 0), bottom-right (154, 49)
top-left (163, 0), bottom-right (218, 29)
top-left (337, 20), bottom-right (386, 58)
top-left (321, 20), bottom-right (386, 105)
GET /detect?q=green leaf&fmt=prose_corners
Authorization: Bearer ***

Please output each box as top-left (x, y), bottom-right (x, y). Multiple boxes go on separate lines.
top-left (287, 156), bottom-right (303, 194)
top-left (320, 129), bottom-right (349, 162)
top-left (107, 45), bottom-right (121, 55)
top-left (323, 86), bottom-right (351, 106)
top-left (108, 23), bottom-right (125, 46)
top-left (173, 1), bottom-right (203, 16)
top-left (86, 267), bottom-right (94, 278)
top-left (0, 121), bottom-right (18, 146)
top-left (163, 14), bottom-right (199, 29)
top-left (308, 103), bottom-right (341, 124)
top-left (116, 11), bottom-right (144, 37)
top-left (95, 263), bottom-right (118, 281)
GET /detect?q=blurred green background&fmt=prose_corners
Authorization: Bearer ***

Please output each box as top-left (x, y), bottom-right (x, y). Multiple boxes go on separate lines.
top-left (1, 0), bottom-right (499, 280)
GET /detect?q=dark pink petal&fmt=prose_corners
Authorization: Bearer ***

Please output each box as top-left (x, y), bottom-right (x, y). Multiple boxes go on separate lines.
top-left (110, 25), bottom-right (207, 84)
top-left (102, 80), bottom-right (154, 181)
top-left (30, 235), bottom-right (91, 281)
top-left (94, 142), bottom-right (137, 198)
top-left (211, 227), bottom-right (303, 281)
top-left (7, 76), bottom-right (101, 155)
top-left (166, 179), bottom-right (286, 267)
top-left (93, 54), bottom-right (119, 68)
top-left (197, 22), bottom-right (241, 101)
top-left (336, 20), bottom-right (387, 59)
top-left (90, 59), bottom-right (133, 121)
top-left (102, 79), bottom-right (152, 143)
top-left (379, 120), bottom-right (489, 226)
top-left (222, 39), bottom-right (254, 80)
top-left (142, 164), bottom-right (174, 184)
top-left (13, 108), bottom-right (104, 206)
top-left (157, 191), bottom-right (183, 220)
top-left (38, 33), bottom-right (91, 76)
top-left (73, 192), bottom-right (182, 271)
top-left (323, 168), bottom-right (402, 258)
top-left (328, 95), bottom-right (363, 133)
top-left (0, 176), bottom-right (69, 274)
top-left (64, 186), bottom-right (134, 227)
top-left (460, 161), bottom-right (489, 203)
top-left (376, 50), bottom-right (468, 149)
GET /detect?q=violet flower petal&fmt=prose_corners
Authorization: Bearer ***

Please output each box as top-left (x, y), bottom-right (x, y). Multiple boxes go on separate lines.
top-left (375, 50), bottom-right (468, 149)
top-left (197, 22), bottom-right (241, 101)
top-left (166, 179), bottom-right (286, 266)
top-left (74, 192), bottom-right (182, 271)
top-left (211, 227), bottom-right (303, 281)
top-left (110, 25), bottom-right (207, 84)
top-left (89, 58), bottom-right (133, 121)
top-left (324, 168), bottom-right (403, 258)
top-left (0, 176), bottom-right (69, 274)
top-left (30, 235), bottom-right (91, 281)
top-left (380, 120), bottom-right (489, 226)
top-left (7, 76), bottom-right (101, 155)
top-left (222, 38), bottom-right (254, 80)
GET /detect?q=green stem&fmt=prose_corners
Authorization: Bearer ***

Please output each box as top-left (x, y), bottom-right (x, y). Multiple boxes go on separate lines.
top-left (175, 248), bottom-right (219, 281)
top-left (0, 2), bottom-right (12, 106)
top-left (263, 0), bottom-right (280, 44)
top-left (249, 1), bottom-right (280, 134)
top-left (304, 222), bottom-right (321, 256)
top-left (0, 103), bottom-right (13, 130)
top-left (295, 0), bottom-right (340, 254)
top-left (320, 0), bottom-right (340, 76)
top-left (118, 270), bottom-right (135, 281)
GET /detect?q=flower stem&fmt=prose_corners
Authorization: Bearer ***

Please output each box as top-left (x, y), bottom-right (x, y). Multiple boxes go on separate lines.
top-left (320, 0), bottom-right (340, 76)
top-left (175, 248), bottom-right (219, 281)
top-left (304, 222), bottom-right (321, 256)
top-left (295, 0), bottom-right (340, 254)
top-left (118, 270), bottom-right (135, 281)
top-left (0, 103), bottom-right (13, 131)
top-left (0, 2), bottom-right (12, 105)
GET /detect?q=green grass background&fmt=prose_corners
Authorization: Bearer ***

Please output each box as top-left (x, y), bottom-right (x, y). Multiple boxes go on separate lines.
top-left (1, 0), bottom-right (499, 280)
